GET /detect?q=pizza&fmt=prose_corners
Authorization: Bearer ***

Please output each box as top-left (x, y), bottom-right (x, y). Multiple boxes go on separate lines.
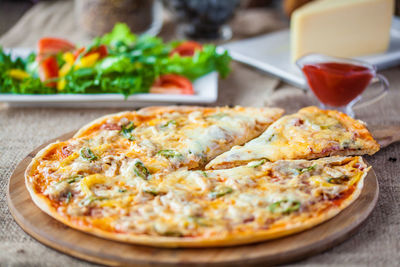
top-left (25, 106), bottom-right (377, 248)
top-left (207, 106), bottom-right (379, 170)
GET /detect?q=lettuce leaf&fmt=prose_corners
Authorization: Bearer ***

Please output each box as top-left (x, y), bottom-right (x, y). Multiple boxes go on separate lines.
top-left (99, 23), bottom-right (137, 47)
top-left (160, 45), bottom-right (231, 80)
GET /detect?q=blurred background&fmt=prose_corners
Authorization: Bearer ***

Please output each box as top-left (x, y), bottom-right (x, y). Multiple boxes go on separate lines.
top-left (0, 0), bottom-right (294, 42)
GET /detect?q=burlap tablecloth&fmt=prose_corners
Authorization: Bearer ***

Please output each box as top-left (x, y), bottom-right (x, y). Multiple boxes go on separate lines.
top-left (1, 1), bottom-right (399, 266)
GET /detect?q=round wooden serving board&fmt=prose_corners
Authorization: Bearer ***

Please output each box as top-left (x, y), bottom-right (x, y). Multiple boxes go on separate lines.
top-left (7, 132), bottom-right (379, 267)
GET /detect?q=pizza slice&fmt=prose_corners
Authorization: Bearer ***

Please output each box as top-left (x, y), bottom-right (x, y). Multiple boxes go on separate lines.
top-left (26, 155), bottom-right (369, 247)
top-left (46, 106), bottom-right (283, 181)
top-left (207, 106), bottom-right (379, 170)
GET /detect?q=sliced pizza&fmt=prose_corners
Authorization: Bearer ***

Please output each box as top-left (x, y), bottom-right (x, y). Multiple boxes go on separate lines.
top-left (25, 155), bottom-right (369, 247)
top-left (206, 106), bottom-right (379, 170)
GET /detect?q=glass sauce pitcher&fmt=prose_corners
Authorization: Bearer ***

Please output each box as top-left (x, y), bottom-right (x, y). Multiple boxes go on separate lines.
top-left (297, 54), bottom-right (389, 117)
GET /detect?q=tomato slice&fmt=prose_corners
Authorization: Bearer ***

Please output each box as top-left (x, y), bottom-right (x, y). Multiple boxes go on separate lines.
top-left (73, 47), bottom-right (85, 59)
top-left (38, 38), bottom-right (75, 60)
top-left (94, 45), bottom-right (108, 58)
top-left (170, 41), bottom-right (202, 57)
top-left (39, 57), bottom-right (59, 87)
top-left (74, 45), bottom-right (108, 59)
top-left (150, 74), bottom-right (194, 95)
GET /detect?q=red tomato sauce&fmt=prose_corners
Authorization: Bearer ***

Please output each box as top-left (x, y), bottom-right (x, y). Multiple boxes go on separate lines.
top-left (302, 62), bottom-right (373, 107)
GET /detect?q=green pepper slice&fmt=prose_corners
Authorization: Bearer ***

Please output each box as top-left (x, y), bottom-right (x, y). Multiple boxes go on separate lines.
top-left (327, 175), bottom-right (349, 184)
top-left (161, 120), bottom-right (176, 128)
top-left (269, 200), bottom-right (301, 214)
top-left (297, 164), bottom-right (316, 174)
top-left (208, 113), bottom-right (228, 119)
top-left (157, 149), bottom-right (182, 159)
top-left (143, 188), bottom-right (160, 196)
top-left (65, 191), bottom-right (72, 203)
top-left (67, 175), bottom-right (84, 184)
top-left (134, 161), bottom-right (150, 180)
top-left (209, 186), bottom-right (233, 199)
top-left (199, 170), bottom-right (208, 177)
top-left (248, 159), bottom-right (266, 168)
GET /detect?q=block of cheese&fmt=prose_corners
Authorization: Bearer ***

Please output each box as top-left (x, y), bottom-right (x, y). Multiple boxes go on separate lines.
top-left (291, 0), bottom-right (394, 61)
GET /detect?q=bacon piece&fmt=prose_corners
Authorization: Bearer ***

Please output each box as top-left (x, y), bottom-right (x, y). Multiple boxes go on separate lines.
top-left (101, 123), bottom-right (121, 131)
top-left (243, 216), bottom-right (255, 223)
top-left (354, 163), bottom-right (365, 170)
top-left (293, 118), bottom-right (305, 126)
top-left (61, 146), bottom-right (73, 158)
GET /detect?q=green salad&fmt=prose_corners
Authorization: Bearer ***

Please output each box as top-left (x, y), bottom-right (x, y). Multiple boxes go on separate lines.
top-left (0, 23), bottom-right (231, 97)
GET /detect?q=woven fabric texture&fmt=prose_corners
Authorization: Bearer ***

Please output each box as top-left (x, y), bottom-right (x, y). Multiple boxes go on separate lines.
top-left (1, 1), bottom-right (399, 266)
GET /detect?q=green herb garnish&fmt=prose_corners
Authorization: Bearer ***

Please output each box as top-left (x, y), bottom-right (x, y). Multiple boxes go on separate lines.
top-left (341, 141), bottom-right (351, 149)
top-left (121, 121), bottom-right (136, 140)
top-left (190, 216), bottom-right (212, 227)
top-left (79, 147), bottom-right (98, 161)
top-left (267, 134), bottom-right (276, 142)
top-left (199, 170), bottom-right (208, 177)
top-left (161, 231), bottom-right (183, 237)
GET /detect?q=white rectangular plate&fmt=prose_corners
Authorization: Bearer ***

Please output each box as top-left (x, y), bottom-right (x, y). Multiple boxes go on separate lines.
top-left (223, 17), bottom-right (400, 89)
top-left (0, 48), bottom-right (218, 108)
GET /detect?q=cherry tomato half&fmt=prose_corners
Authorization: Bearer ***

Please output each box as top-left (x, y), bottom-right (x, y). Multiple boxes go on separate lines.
top-left (170, 41), bottom-right (202, 57)
top-left (38, 38), bottom-right (75, 60)
top-left (38, 57), bottom-right (59, 88)
top-left (150, 74), bottom-right (194, 95)
top-left (74, 45), bottom-right (108, 59)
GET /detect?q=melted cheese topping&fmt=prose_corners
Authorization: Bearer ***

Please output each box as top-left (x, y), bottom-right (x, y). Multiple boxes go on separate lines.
top-left (207, 106), bottom-right (379, 169)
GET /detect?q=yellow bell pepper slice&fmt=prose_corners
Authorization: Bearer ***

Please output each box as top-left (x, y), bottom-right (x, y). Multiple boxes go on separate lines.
top-left (80, 174), bottom-right (108, 196)
top-left (59, 52), bottom-right (75, 78)
top-left (57, 78), bottom-right (67, 91)
top-left (8, 69), bottom-right (30, 80)
top-left (62, 52), bottom-right (75, 65)
top-left (76, 53), bottom-right (100, 69)
top-left (59, 63), bottom-right (72, 78)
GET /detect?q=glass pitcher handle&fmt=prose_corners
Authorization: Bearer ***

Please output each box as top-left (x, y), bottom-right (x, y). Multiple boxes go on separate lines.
top-left (354, 74), bottom-right (389, 109)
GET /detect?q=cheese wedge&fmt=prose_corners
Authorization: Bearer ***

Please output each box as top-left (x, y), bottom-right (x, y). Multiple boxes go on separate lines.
top-left (291, 0), bottom-right (394, 61)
